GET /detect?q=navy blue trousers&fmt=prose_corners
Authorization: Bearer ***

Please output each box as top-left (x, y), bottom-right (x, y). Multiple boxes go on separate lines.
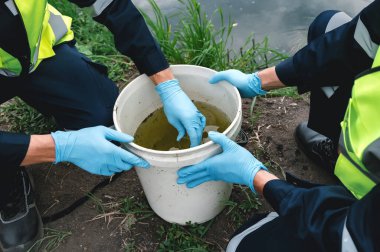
top-left (0, 42), bottom-right (118, 202)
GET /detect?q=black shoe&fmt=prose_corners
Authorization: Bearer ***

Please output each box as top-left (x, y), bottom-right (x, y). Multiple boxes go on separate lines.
top-left (0, 168), bottom-right (43, 252)
top-left (295, 122), bottom-right (338, 172)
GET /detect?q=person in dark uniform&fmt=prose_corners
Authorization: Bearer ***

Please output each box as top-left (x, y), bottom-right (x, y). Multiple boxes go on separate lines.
top-left (178, 1), bottom-right (380, 251)
top-left (0, 0), bottom-right (206, 251)
top-left (207, 0), bottom-right (380, 173)
top-left (178, 131), bottom-right (379, 251)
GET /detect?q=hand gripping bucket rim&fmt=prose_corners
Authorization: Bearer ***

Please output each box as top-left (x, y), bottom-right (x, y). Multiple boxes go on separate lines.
top-left (113, 64), bottom-right (242, 155)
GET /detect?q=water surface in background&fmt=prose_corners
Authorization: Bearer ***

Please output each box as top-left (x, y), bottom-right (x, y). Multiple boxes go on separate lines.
top-left (134, 0), bottom-right (371, 54)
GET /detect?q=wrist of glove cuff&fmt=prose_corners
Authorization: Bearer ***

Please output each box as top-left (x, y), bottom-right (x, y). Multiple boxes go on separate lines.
top-left (248, 161), bottom-right (269, 193)
top-left (51, 130), bottom-right (69, 164)
top-left (155, 79), bottom-right (181, 101)
top-left (248, 72), bottom-right (267, 96)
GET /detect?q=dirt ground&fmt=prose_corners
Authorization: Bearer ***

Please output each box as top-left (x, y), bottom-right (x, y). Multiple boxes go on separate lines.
top-left (26, 95), bottom-right (338, 251)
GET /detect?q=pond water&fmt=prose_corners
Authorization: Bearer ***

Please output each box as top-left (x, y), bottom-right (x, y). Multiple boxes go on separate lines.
top-left (134, 0), bottom-right (371, 54)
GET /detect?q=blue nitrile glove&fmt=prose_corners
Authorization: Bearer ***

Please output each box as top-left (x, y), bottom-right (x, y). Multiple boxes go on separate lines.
top-left (177, 131), bottom-right (267, 192)
top-left (51, 126), bottom-right (150, 176)
top-left (155, 79), bottom-right (206, 147)
top-left (209, 70), bottom-right (267, 98)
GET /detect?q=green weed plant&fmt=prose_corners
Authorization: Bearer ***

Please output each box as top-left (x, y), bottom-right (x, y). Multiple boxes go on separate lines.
top-left (141, 0), bottom-right (287, 73)
top-left (157, 222), bottom-right (215, 251)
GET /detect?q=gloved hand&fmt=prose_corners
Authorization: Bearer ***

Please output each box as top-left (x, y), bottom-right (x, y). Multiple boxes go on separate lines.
top-left (155, 79), bottom-right (206, 147)
top-left (177, 131), bottom-right (267, 192)
top-left (51, 126), bottom-right (150, 176)
top-left (209, 70), bottom-right (266, 98)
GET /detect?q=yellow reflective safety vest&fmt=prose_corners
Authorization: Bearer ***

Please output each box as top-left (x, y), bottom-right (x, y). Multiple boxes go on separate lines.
top-left (0, 0), bottom-right (74, 77)
top-left (335, 48), bottom-right (380, 199)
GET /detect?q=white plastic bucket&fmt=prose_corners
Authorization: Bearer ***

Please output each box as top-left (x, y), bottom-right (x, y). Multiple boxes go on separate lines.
top-left (113, 65), bottom-right (242, 224)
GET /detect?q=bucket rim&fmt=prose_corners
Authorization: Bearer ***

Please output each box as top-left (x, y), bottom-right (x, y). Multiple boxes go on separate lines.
top-left (113, 64), bottom-right (242, 155)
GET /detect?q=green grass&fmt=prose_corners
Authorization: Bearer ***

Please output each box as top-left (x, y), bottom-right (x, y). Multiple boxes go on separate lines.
top-left (157, 221), bottom-right (215, 251)
top-left (0, 98), bottom-right (57, 134)
top-left (223, 185), bottom-right (262, 226)
top-left (140, 0), bottom-right (287, 72)
top-left (120, 196), bottom-right (154, 221)
top-left (87, 192), bottom-right (107, 214)
top-left (28, 228), bottom-right (72, 252)
top-left (124, 240), bottom-right (137, 252)
top-left (266, 86), bottom-right (300, 98)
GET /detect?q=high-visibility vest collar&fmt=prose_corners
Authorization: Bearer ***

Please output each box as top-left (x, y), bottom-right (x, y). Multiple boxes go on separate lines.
top-left (0, 0), bottom-right (74, 77)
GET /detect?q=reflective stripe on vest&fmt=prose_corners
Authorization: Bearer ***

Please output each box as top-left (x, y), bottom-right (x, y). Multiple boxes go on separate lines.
top-left (341, 217), bottom-right (358, 252)
top-left (0, 1), bottom-right (74, 76)
top-left (48, 13), bottom-right (69, 44)
top-left (354, 17), bottom-right (379, 59)
top-left (321, 11), bottom-right (352, 98)
top-left (91, 0), bottom-right (114, 17)
top-left (0, 69), bottom-right (18, 77)
top-left (4, 0), bottom-right (17, 16)
top-left (335, 48), bottom-right (380, 199)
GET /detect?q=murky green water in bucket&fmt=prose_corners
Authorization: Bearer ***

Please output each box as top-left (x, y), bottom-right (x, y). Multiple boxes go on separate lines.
top-left (134, 101), bottom-right (231, 151)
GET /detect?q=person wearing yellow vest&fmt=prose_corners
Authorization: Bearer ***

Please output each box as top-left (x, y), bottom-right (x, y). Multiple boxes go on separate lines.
top-left (0, 0), bottom-right (206, 251)
top-left (177, 1), bottom-right (380, 251)
top-left (205, 2), bottom-right (380, 173)
top-left (177, 132), bottom-right (380, 251)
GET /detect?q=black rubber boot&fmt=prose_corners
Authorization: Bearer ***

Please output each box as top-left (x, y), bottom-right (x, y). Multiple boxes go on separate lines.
top-left (295, 122), bottom-right (338, 172)
top-left (0, 168), bottom-right (43, 252)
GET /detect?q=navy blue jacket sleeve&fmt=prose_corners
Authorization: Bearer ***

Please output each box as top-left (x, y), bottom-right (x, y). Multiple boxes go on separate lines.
top-left (263, 180), bottom-right (380, 251)
top-left (275, 0), bottom-right (380, 93)
top-left (0, 131), bottom-right (30, 167)
top-left (68, 0), bottom-right (169, 76)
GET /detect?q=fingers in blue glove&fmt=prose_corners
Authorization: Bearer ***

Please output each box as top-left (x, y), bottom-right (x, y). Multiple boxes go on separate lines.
top-left (187, 128), bottom-right (197, 147)
top-left (208, 70), bottom-right (238, 84)
top-left (99, 150), bottom-right (149, 176)
top-left (106, 152), bottom-right (133, 173)
top-left (207, 131), bottom-right (235, 149)
top-left (187, 112), bottom-right (207, 147)
top-left (209, 70), bottom-right (266, 98)
top-left (177, 167), bottom-right (208, 183)
top-left (176, 125), bottom-right (186, 142)
top-left (102, 127), bottom-right (134, 143)
top-left (178, 173), bottom-right (212, 188)
top-left (177, 160), bottom-right (213, 188)
top-left (195, 113), bottom-right (207, 144)
top-left (176, 132), bottom-right (227, 187)
top-left (102, 127), bottom-right (150, 169)
top-left (115, 147), bottom-right (150, 168)
top-left (177, 112), bottom-right (207, 147)
top-left (187, 176), bottom-right (213, 188)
